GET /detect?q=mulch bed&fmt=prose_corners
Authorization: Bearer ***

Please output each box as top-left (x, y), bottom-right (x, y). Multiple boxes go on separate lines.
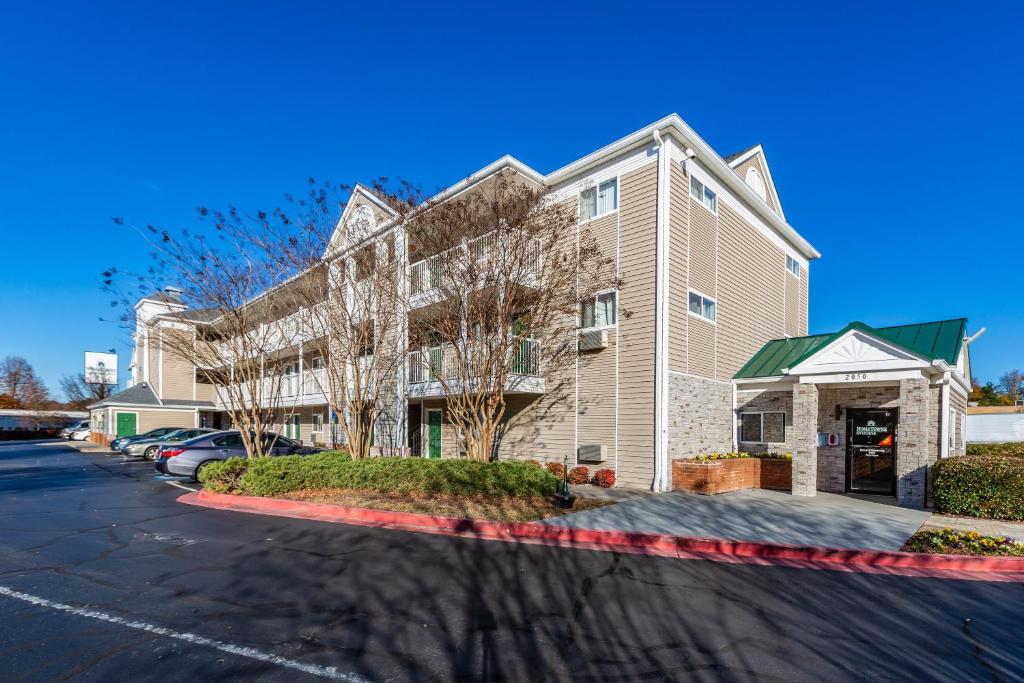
top-left (279, 488), bottom-right (610, 522)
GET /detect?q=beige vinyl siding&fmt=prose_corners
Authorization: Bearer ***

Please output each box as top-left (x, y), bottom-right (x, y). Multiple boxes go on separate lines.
top-left (614, 163), bottom-right (658, 487)
top-left (687, 320), bottom-right (716, 378)
top-left (716, 204), bottom-right (787, 380)
top-left (133, 408), bottom-right (195, 433)
top-left (668, 163), bottom-right (689, 372)
top-left (195, 381), bottom-right (218, 403)
top-left (576, 328), bottom-right (616, 466)
top-left (688, 201), bottom-right (717, 297)
top-left (799, 269), bottom-right (809, 336)
top-left (785, 266), bottom-right (800, 337)
top-left (160, 345), bottom-right (195, 401)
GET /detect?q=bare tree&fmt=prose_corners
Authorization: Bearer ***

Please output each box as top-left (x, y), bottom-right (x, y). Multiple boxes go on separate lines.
top-left (105, 212), bottom-right (307, 459)
top-left (240, 180), bottom-right (421, 460)
top-left (1000, 369), bottom-right (1024, 404)
top-left (0, 356), bottom-right (50, 409)
top-left (405, 171), bottom-right (617, 462)
top-left (60, 373), bottom-right (114, 409)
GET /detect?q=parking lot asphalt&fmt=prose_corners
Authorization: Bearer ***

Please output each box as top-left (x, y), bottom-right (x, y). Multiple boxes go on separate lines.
top-left (1, 440), bottom-right (1023, 681)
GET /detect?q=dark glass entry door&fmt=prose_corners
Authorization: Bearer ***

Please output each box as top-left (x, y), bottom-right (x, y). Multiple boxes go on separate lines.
top-left (846, 408), bottom-right (897, 495)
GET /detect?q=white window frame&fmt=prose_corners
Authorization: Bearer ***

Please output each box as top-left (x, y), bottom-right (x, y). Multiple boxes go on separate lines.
top-left (689, 175), bottom-right (718, 214)
top-left (739, 411), bottom-right (786, 445)
top-left (578, 176), bottom-right (619, 223)
top-left (786, 254), bottom-right (801, 279)
top-left (687, 289), bottom-right (716, 324)
top-left (579, 289), bottom-right (618, 331)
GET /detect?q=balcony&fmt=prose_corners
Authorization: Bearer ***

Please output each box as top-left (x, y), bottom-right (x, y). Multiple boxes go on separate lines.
top-left (218, 368), bottom-right (329, 409)
top-left (407, 340), bottom-right (544, 399)
top-left (408, 231), bottom-right (541, 309)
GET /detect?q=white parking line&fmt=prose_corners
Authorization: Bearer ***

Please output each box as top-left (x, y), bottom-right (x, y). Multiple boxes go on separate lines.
top-left (164, 481), bottom-right (198, 493)
top-left (0, 585), bottom-right (368, 682)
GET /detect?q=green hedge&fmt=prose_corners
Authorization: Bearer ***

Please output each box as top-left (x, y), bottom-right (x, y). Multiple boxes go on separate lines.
top-left (932, 455), bottom-right (1024, 521)
top-left (199, 452), bottom-right (560, 498)
top-left (966, 442), bottom-right (1024, 457)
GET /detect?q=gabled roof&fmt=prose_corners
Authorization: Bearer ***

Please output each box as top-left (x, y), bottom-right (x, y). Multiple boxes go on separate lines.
top-left (723, 145), bottom-right (760, 164)
top-left (735, 318), bottom-right (968, 379)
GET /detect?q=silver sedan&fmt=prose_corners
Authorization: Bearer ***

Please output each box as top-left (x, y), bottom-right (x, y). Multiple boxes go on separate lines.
top-left (154, 430), bottom-right (322, 481)
top-left (123, 428), bottom-right (218, 460)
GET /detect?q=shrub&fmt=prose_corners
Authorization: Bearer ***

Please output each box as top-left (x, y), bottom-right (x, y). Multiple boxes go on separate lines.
top-left (568, 466), bottom-right (590, 485)
top-left (201, 452), bottom-right (560, 498)
top-left (966, 443), bottom-right (1024, 457)
top-left (546, 461), bottom-right (565, 479)
top-left (592, 468), bottom-right (616, 488)
top-left (932, 455), bottom-right (1024, 521)
top-left (199, 458), bottom-right (250, 493)
top-left (692, 451), bottom-right (792, 461)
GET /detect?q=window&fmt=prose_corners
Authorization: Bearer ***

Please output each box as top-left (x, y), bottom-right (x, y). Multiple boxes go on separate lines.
top-left (688, 290), bottom-right (716, 322)
top-left (214, 433), bottom-right (244, 448)
top-left (948, 408), bottom-right (955, 450)
top-left (579, 178), bottom-right (618, 221)
top-left (786, 255), bottom-right (800, 278)
top-left (581, 291), bottom-right (617, 329)
top-left (690, 176), bottom-right (717, 213)
top-left (740, 412), bottom-right (786, 444)
top-left (745, 167), bottom-right (768, 201)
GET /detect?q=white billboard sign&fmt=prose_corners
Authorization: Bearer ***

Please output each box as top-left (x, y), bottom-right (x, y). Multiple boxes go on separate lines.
top-left (84, 352), bottom-right (118, 386)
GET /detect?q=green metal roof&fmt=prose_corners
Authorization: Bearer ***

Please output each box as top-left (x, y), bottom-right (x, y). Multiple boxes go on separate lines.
top-left (734, 318), bottom-right (967, 379)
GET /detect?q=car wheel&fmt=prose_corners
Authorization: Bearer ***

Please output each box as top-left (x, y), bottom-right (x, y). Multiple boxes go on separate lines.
top-left (193, 460), bottom-right (217, 482)
top-left (144, 446), bottom-right (159, 461)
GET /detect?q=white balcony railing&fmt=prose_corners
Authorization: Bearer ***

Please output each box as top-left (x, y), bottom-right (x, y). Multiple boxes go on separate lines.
top-left (219, 368), bottom-right (329, 408)
top-left (409, 231), bottom-right (541, 301)
top-left (408, 339), bottom-right (542, 385)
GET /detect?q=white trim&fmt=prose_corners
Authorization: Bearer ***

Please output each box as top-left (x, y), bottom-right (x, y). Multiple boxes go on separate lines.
top-left (653, 132), bottom-right (671, 492)
top-left (725, 144), bottom-right (786, 221)
top-left (797, 369), bottom-right (930, 385)
top-left (941, 375), bottom-right (951, 458)
top-left (789, 329), bottom-right (931, 376)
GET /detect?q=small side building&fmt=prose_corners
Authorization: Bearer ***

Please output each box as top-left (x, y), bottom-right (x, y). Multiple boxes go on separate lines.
top-left (88, 382), bottom-right (214, 445)
top-left (733, 319), bottom-right (973, 508)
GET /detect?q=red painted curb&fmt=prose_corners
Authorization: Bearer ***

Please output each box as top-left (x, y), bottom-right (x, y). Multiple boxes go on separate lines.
top-left (179, 489), bottom-right (1024, 582)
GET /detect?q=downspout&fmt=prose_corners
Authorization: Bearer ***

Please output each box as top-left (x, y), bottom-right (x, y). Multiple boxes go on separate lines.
top-left (940, 372), bottom-right (950, 458)
top-left (652, 129), bottom-right (671, 492)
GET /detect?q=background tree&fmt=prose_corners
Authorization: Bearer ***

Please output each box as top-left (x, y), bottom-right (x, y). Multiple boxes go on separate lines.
top-left (999, 369), bottom-right (1024, 404)
top-left (60, 373), bottom-right (115, 410)
top-left (969, 377), bottom-right (1014, 406)
top-left (404, 170), bottom-right (617, 462)
top-left (0, 356), bottom-right (49, 409)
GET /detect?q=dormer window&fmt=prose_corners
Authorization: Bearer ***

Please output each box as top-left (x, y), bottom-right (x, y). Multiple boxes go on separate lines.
top-left (745, 167), bottom-right (768, 201)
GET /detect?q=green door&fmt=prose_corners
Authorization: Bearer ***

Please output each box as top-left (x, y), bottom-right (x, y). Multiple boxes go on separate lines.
top-left (287, 414), bottom-right (300, 440)
top-left (116, 412), bottom-right (137, 438)
top-left (427, 410), bottom-right (442, 459)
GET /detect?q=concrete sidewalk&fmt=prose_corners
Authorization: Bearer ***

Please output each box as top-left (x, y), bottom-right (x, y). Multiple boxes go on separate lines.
top-left (550, 488), bottom-right (931, 551)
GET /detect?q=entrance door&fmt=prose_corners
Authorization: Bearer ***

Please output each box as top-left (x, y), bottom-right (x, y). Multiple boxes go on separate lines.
top-left (846, 408), bottom-right (897, 495)
top-left (427, 410), bottom-right (442, 459)
top-left (115, 412), bottom-right (137, 438)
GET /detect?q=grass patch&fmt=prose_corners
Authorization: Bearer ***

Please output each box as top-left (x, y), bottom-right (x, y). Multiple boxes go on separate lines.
top-left (279, 488), bottom-right (610, 522)
top-left (901, 528), bottom-right (1024, 557)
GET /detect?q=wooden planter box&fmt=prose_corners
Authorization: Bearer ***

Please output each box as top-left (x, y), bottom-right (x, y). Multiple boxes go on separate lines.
top-left (672, 458), bottom-right (792, 495)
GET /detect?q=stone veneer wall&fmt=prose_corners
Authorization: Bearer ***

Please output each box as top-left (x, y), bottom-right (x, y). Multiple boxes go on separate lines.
top-left (735, 389), bottom-right (795, 453)
top-left (815, 385), bottom-right (900, 493)
top-left (667, 372), bottom-right (733, 458)
top-left (898, 378), bottom-right (932, 507)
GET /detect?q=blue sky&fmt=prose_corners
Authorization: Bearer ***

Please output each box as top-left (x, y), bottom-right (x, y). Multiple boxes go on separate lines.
top-left (1, 1), bottom-right (1021, 397)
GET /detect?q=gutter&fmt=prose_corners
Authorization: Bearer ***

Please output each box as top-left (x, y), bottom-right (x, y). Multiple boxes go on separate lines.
top-left (651, 130), bottom-right (670, 492)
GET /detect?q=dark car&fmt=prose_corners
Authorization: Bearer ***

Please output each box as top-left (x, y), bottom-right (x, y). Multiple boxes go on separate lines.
top-left (112, 427), bottom-right (184, 452)
top-left (122, 428), bottom-right (218, 460)
top-left (155, 430), bottom-right (322, 481)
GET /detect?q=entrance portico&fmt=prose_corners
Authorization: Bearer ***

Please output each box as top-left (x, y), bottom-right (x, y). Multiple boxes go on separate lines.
top-left (734, 320), bottom-right (974, 508)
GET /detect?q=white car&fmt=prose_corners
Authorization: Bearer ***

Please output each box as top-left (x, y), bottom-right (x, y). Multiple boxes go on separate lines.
top-left (62, 420), bottom-right (90, 439)
top-left (68, 424), bottom-right (91, 441)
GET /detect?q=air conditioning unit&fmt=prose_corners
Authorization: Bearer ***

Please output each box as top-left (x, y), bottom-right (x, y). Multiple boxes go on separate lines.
top-left (577, 443), bottom-right (607, 464)
top-left (578, 328), bottom-right (608, 352)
